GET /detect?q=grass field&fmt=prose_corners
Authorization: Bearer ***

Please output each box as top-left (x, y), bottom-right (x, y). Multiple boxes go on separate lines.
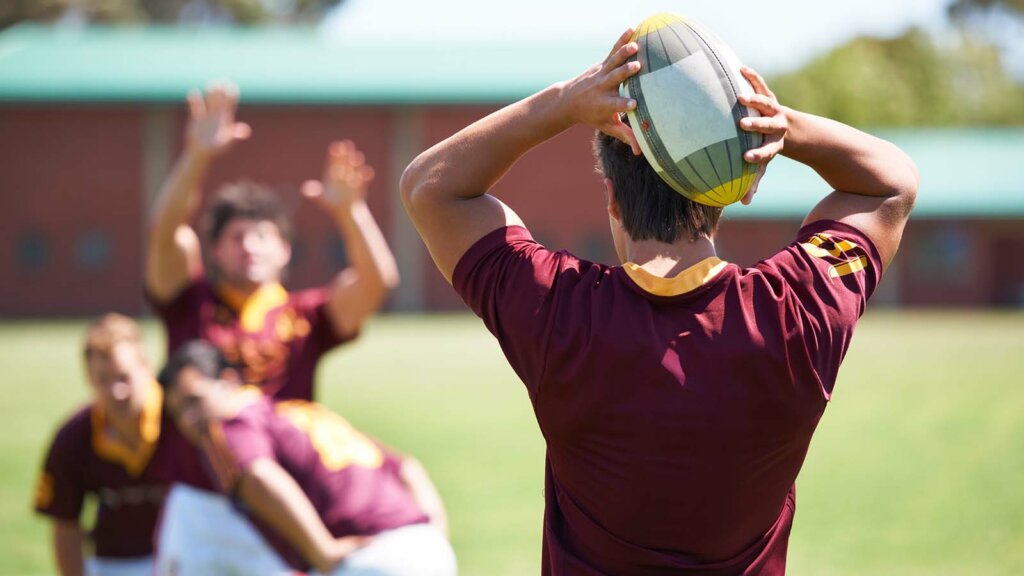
top-left (1, 311), bottom-right (1022, 575)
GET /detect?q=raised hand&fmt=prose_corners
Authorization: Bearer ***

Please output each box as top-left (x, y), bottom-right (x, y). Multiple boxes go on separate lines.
top-left (737, 67), bottom-right (788, 204)
top-left (185, 83), bottom-right (251, 159)
top-left (301, 140), bottom-right (375, 214)
top-left (560, 28), bottom-right (643, 155)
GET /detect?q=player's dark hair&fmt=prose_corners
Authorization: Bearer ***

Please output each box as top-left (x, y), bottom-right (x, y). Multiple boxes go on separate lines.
top-left (158, 340), bottom-right (232, 392)
top-left (594, 127), bottom-right (722, 243)
top-left (204, 181), bottom-right (293, 244)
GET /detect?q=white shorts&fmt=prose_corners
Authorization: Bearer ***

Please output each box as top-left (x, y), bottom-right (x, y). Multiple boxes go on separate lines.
top-left (327, 523), bottom-right (457, 576)
top-left (154, 483), bottom-right (292, 576)
top-left (154, 484), bottom-right (457, 576)
top-left (85, 556), bottom-right (153, 576)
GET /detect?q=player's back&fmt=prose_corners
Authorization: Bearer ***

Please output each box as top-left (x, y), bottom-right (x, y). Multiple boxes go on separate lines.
top-left (539, 257), bottom-right (822, 561)
top-left (455, 221), bottom-right (881, 574)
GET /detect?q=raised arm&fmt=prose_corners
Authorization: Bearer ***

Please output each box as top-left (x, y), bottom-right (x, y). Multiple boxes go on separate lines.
top-left (238, 458), bottom-right (371, 574)
top-left (51, 520), bottom-right (84, 576)
top-left (302, 141), bottom-right (400, 338)
top-left (145, 84), bottom-right (251, 302)
top-left (738, 68), bottom-right (919, 269)
top-left (400, 29), bottom-right (644, 282)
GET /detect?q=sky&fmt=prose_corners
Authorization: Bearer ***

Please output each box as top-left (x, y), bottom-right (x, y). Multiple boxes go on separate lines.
top-left (322, 0), bottom-right (959, 75)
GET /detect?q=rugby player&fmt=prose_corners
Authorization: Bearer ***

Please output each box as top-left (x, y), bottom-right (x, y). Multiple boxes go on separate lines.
top-left (146, 83), bottom-right (398, 400)
top-left (34, 314), bottom-right (170, 576)
top-left (400, 29), bottom-right (918, 574)
top-left (158, 340), bottom-right (456, 576)
top-left (145, 84), bottom-right (400, 573)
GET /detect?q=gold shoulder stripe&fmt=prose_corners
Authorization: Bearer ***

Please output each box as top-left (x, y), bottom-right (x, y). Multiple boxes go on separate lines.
top-left (829, 255), bottom-right (869, 278)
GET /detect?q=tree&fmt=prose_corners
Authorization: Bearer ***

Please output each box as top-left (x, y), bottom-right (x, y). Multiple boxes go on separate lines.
top-left (769, 28), bottom-right (1024, 126)
top-left (0, 0), bottom-right (346, 27)
top-left (948, 0), bottom-right (1024, 19)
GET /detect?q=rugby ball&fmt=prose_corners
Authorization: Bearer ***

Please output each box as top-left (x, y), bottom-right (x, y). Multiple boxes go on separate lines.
top-left (623, 13), bottom-right (762, 208)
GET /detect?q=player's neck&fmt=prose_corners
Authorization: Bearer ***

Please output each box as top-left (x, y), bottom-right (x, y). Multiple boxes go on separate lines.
top-left (103, 399), bottom-right (144, 448)
top-left (625, 235), bottom-right (718, 278)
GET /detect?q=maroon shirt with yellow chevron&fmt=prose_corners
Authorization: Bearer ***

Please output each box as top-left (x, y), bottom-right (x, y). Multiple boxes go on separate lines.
top-left (148, 280), bottom-right (353, 400)
top-left (33, 384), bottom-right (170, 558)
top-left (147, 280), bottom-right (353, 490)
top-left (453, 220), bottom-right (882, 576)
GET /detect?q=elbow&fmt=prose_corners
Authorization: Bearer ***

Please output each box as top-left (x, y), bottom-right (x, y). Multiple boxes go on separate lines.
top-left (399, 153), bottom-right (434, 215)
top-left (895, 152), bottom-right (920, 215)
top-left (399, 157), bottom-right (422, 213)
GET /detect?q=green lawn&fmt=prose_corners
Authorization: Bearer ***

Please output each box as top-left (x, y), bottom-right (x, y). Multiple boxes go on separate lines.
top-left (1, 312), bottom-right (1022, 575)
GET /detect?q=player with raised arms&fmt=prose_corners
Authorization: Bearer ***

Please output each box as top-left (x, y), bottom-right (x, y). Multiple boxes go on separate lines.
top-left (400, 24), bottom-right (918, 575)
top-left (145, 84), bottom-right (401, 573)
top-left (34, 314), bottom-right (171, 576)
top-left (158, 340), bottom-right (456, 575)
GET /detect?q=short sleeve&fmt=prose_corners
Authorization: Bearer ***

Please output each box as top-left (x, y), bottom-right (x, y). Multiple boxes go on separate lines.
top-left (34, 420), bottom-right (87, 521)
top-left (452, 226), bottom-right (572, 398)
top-left (144, 279), bottom-right (203, 325)
top-left (289, 287), bottom-right (358, 353)
top-left (754, 219), bottom-right (884, 395)
top-left (203, 414), bottom-right (275, 494)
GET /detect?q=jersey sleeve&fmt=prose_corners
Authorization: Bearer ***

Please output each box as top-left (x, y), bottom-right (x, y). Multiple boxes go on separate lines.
top-left (33, 419), bottom-right (88, 521)
top-left (203, 413), bottom-right (276, 494)
top-left (754, 219), bottom-right (884, 397)
top-left (452, 226), bottom-right (573, 398)
top-left (144, 278), bottom-right (203, 325)
top-left (289, 287), bottom-right (358, 353)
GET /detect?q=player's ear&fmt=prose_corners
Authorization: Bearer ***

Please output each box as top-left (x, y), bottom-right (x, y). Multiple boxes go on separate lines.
top-left (604, 178), bottom-right (622, 221)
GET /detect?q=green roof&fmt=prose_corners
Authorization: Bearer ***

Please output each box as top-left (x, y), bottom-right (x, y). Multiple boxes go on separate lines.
top-left (0, 25), bottom-right (1020, 217)
top-left (0, 24), bottom-right (607, 104)
top-left (744, 128), bottom-right (1024, 219)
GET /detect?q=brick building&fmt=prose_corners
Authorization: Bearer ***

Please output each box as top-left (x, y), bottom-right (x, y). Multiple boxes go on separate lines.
top-left (1, 26), bottom-right (1022, 315)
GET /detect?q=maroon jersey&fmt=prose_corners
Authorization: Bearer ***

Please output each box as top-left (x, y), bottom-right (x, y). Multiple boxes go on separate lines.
top-left (453, 221), bottom-right (882, 575)
top-left (33, 384), bottom-right (170, 558)
top-left (148, 280), bottom-right (353, 400)
top-left (147, 279), bottom-right (354, 490)
top-left (202, 393), bottom-right (429, 571)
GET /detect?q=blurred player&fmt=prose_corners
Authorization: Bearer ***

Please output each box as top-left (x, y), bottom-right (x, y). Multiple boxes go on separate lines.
top-left (146, 83), bottom-right (398, 400)
top-left (144, 84), bottom-right (400, 573)
top-left (157, 340), bottom-right (456, 575)
top-left (401, 29), bottom-right (918, 574)
top-left (33, 315), bottom-right (170, 576)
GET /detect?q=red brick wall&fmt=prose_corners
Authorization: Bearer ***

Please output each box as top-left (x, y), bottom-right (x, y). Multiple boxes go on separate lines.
top-left (2, 103), bottom-right (1022, 315)
top-left (0, 106), bottom-right (145, 316)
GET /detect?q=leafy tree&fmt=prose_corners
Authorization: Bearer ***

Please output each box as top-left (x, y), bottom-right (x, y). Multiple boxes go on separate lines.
top-left (769, 28), bottom-right (1024, 126)
top-left (0, 0), bottom-right (345, 27)
top-left (948, 0), bottom-right (1024, 19)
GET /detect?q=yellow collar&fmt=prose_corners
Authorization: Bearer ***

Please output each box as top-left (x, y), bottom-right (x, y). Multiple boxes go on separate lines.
top-left (91, 380), bottom-right (163, 478)
top-left (623, 257), bottom-right (728, 297)
top-left (216, 283), bottom-right (289, 333)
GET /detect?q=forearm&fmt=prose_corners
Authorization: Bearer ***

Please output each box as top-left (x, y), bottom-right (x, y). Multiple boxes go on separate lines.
top-left (239, 460), bottom-right (340, 573)
top-left (402, 83), bottom-right (572, 204)
top-left (52, 521), bottom-right (84, 576)
top-left (150, 151), bottom-right (211, 238)
top-left (781, 108), bottom-right (919, 198)
top-left (334, 200), bottom-right (400, 292)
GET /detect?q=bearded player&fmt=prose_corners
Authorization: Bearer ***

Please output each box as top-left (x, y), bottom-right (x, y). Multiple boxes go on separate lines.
top-left (401, 28), bottom-right (918, 575)
top-left (145, 85), bottom-right (401, 573)
top-left (34, 315), bottom-right (171, 576)
top-left (157, 340), bottom-right (455, 575)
